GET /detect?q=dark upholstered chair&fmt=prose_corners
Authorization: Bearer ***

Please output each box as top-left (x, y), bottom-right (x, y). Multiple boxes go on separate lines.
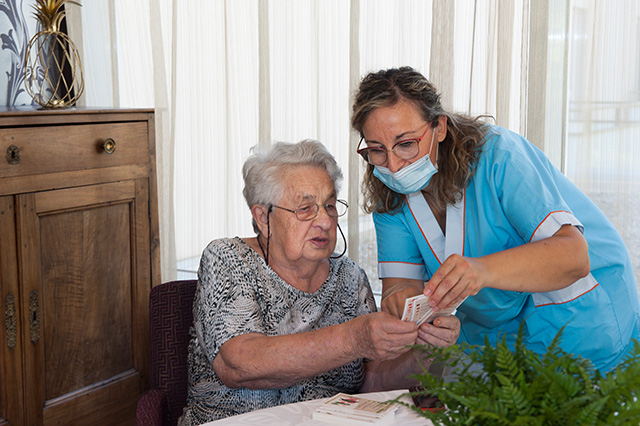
top-left (136, 280), bottom-right (198, 426)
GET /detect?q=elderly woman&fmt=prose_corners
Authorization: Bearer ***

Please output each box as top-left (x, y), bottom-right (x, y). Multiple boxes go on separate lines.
top-left (177, 140), bottom-right (460, 425)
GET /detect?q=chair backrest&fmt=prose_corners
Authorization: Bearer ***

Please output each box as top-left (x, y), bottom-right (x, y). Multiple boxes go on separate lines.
top-left (149, 279), bottom-right (197, 426)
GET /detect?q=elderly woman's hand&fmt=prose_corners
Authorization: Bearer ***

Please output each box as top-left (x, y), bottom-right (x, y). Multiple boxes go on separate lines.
top-left (380, 278), bottom-right (424, 318)
top-left (416, 315), bottom-right (460, 347)
top-left (351, 312), bottom-right (419, 361)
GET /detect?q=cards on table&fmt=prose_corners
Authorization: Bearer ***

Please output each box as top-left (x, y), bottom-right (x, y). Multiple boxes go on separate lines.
top-left (400, 294), bottom-right (460, 326)
top-left (312, 392), bottom-right (398, 425)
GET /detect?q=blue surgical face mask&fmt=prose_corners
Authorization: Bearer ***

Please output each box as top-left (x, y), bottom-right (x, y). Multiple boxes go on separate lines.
top-left (372, 131), bottom-right (439, 194)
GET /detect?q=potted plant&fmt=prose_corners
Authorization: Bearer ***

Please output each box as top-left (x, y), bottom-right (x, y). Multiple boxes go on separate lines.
top-left (396, 325), bottom-right (640, 425)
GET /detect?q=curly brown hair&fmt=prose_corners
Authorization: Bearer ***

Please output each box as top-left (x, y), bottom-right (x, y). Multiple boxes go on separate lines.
top-left (351, 66), bottom-right (491, 214)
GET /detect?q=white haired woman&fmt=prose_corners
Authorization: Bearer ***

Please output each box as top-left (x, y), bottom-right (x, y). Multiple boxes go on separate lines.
top-left (178, 140), bottom-right (460, 424)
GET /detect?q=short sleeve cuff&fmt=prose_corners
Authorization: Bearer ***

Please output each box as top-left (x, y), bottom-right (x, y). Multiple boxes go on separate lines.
top-left (378, 261), bottom-right (428, 281)
top-left (530, 211), bottom-right (584, 242)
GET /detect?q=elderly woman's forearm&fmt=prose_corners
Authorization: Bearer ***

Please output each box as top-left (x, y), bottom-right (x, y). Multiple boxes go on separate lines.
top-left (212, 324), bottom-right (362, 389)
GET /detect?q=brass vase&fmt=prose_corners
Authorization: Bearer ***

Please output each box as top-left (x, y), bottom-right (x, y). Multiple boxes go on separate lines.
top-left (24, 0), bottom-right (84, 108)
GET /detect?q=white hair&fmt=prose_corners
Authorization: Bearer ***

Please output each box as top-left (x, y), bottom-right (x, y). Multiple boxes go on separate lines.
top-left (242, 139), bottom-right (343, 234)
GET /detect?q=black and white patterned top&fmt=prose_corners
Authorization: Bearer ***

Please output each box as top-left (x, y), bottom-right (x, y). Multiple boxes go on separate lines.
top-left (178, 237), bottom-right (377, 425)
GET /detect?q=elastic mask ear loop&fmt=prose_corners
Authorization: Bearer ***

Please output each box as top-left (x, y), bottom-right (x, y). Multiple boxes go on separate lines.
top-left (431, 127), bottom-right (440, 170)
top-left (431, 122), bottom-right (439, 170)
top-left (330, 223), bottom-right (347, 259)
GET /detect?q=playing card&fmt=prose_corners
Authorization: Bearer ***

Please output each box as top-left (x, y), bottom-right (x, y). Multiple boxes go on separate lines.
top-left (401, 296), bottom-right (416, 321)
top-left (401, 294), bottom-right (464, 326)
top-left (401, 294), bottom-right (429, 323)
top-left (411, 295), bottom-right (431, 323)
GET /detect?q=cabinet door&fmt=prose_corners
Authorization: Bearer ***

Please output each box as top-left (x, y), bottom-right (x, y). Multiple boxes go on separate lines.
top-left (0, 196), bottom-right (24, 426)
top-left (17, 180), bottom-right (151, 426)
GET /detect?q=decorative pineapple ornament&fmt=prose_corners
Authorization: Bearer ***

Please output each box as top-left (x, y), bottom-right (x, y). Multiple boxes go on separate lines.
top-left (24, 0), bottom-right (84, 108)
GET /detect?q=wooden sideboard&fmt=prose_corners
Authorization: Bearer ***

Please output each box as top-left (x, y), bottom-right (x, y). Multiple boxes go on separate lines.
top-left (0, 108), bottom-right (160, 426)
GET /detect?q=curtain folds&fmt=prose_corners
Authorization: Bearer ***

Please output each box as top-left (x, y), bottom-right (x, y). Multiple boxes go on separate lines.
top-left (71, 0), bottom-right (640, 296)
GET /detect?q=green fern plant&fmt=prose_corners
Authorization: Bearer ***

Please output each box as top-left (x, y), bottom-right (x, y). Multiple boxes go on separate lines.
top-left (395, 324), bottom-right (640, 425)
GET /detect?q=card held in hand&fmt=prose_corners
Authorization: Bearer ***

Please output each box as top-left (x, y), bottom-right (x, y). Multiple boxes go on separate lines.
top-left (401, 294), bottom-right (462, 326)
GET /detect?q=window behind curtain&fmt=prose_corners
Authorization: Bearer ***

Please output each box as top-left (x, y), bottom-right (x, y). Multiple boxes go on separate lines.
top-left (563, 2), bottom-right (640, 290)
top-left (75, 0), bottom-right (640, 297)
top-left (173, 0), bottom-right (640, 297)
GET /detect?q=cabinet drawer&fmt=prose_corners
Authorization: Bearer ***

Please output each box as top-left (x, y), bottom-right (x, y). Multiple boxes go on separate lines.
top-left (0, 121), bottom-right (149, 179)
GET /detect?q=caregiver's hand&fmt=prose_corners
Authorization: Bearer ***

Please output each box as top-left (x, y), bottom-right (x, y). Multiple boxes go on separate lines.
top-left (423, 254), bottom-right (486, 311)
top-left (380, 278), bottom-right (424, 318)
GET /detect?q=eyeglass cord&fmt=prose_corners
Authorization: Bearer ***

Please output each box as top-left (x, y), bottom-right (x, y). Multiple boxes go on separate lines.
top-left (257, 233), bottom-right (268, 265)
top-left (257, 207), bottom-right (272, 265)
top-left (330, 224), bottom-right (346, 259)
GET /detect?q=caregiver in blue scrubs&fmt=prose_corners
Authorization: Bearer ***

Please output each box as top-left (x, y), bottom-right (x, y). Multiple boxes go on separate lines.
top-left (350, 66), bottom-right (640, 371)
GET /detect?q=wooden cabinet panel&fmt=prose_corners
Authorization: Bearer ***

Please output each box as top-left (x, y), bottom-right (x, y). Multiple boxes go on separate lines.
top-left (0, 196), bottom-right (23, 426)
top-left (38, 192), bottom-right (134, 398)
top-left (0, 108), bottom-right (159, 426)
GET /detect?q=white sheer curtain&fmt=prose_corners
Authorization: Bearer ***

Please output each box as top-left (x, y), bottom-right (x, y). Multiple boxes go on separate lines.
top-left (563, 1), bottom-right (640, 291)
top-left (71, 0), bottom-right (640, 297)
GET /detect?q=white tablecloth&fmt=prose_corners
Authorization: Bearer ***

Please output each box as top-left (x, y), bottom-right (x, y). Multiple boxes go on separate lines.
top-left (200, 389), bottom-right (432, 425)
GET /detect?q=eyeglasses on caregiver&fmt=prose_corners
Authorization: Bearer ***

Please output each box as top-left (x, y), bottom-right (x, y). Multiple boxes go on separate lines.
top-left (356, 123), bottom-right (433, 166)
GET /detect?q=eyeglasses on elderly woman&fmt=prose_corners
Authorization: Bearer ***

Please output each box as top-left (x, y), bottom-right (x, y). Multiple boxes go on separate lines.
top-left (271, 199), bottom-right (348, 221)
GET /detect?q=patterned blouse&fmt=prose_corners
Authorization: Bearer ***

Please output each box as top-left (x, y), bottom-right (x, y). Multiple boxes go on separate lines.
top-left (177, 237), bottom-right (377, 425)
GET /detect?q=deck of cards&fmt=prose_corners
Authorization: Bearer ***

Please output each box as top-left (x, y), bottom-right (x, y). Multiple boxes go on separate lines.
top-left (400, 294), bottom-right (462, 326)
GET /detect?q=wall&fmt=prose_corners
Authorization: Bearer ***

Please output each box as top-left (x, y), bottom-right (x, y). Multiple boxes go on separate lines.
top-left (1, 0), bottom-right (38, 106)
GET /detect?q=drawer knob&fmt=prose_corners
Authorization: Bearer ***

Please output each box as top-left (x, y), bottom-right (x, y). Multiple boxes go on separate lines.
top-left (102, 138), bottom-right (117, 154)
top-left (6, 145), bottom-right (20, 164)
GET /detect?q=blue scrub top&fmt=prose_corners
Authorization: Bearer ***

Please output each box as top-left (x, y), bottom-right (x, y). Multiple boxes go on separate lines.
top-left (374, 125), bottom-right (640, 371)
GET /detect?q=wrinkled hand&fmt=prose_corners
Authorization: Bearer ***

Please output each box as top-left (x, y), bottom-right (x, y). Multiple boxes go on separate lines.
top-left (424, 254), bottom-right (485, 311)
top-left (381, 286), bottom-right (422, 318)
top-left (352, 312), bottom-right (418, 361)
top-left (416, 315), bottom-right (460, 347)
